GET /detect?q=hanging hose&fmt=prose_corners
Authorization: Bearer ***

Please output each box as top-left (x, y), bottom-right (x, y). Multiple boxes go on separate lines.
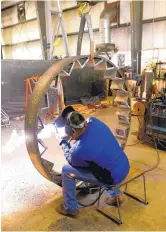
top-left (158, 140), bottom-right (166, 150)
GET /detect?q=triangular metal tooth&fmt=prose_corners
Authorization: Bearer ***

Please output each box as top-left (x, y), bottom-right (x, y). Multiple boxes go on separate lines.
top-left (63, 62), bottom-right (75, 76)
top-left (41, 158), bottom-right (54, 171)
top-left (104, 67), bottom-right (117, 79)
top-left (111, 77), bottom-right (123, 81)
top-left (94, 57), bottom-right (103, 66)
top-left (73, 60), bottom-right (82, 69)
top-left (85, 57), bottom-right (95, 67)
top-left (116, 111), bottom-right (130, 125)
top-left (110, 78), bottom-right (124, 90)
top-left (106, 61), bottom-right (114, 70)
top-left (37, 116), bottom-right (44, 134)
top-left (117, 89), bottom-right (128, 96)
top-left (116, 110), bottom-right (130, 117)
top-left (67, 63), bottom-right (74, 75)
top-left (117, 108), bottom-right (130, 114)
top-left (114, 93), bottom-right (130, 109)
top-left (114, 124), bottom-right (130, 140)
top-left (78, 57), bottom-right (89, 68)
top-left (94, 59), bottom-right (107, 71)
top-left (59, 70), bottom-right (70, 77)
top-left (115, 100), bottom-right (130, 109)
top-left (38, 139), bottom-right (48, 156)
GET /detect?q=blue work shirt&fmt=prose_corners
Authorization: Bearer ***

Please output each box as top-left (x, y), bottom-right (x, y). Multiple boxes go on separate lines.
top-left (61, 117), bottom-right (130, 185)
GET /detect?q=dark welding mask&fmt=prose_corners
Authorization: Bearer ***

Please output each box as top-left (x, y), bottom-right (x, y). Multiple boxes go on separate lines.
top-left (54, 106), bottom-right (75, 140)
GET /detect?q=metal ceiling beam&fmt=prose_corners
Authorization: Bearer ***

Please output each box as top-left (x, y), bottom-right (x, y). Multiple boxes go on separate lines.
top-left (1, 15), bottom-right (165, 48)
top-left (130, 0), bottom-right (143, 74)
top-left (63, 5), bottom-right (79, 12)
top-left (57, 16), bottom-right (166, 38)
top-left (1, 14), bottom-right (165, 31)
top-left (1, 18), bottom-right (37, 30)
top-left (1, 1), bottom-right (78, 12)
top-left (35, 1), bottom-right (54, 60)
top-left (45, 1), bottom-right (53, 60)
top-left (143, 16), bottom-right (166, 24)
top-left (36, 1), bottom-right (48, 60)
top-left (1, 46), bottom-right (3, 59)
top-left (2, 39), bottom-right (40, 47)
top-left (1, 0), bottom-right (23, 11)
top-left (56, 0), bottom-right (70, 57)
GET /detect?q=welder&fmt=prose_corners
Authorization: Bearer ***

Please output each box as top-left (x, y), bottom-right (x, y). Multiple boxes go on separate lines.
top-left (55, 106), bottom-right (130, 218)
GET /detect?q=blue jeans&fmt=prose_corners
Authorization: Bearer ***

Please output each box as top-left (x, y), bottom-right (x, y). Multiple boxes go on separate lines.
top-left (62, 164), bottom-right (122, 211)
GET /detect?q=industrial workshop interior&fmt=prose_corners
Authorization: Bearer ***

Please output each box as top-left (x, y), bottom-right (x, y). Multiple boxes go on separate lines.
top-left (1, 0), bottom-right (166, 231)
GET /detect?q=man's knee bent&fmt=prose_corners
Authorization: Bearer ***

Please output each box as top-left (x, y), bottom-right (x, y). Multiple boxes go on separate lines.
top-left (62, 164), bottom-right (74, 175)
top-left (62, 164), bottom-right (78, 179)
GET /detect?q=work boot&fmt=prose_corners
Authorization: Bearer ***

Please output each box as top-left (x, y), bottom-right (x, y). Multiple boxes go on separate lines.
top-left (105, 194), bottom-right (125, 207)
top-left (56, 204), bottom-right (79, 219)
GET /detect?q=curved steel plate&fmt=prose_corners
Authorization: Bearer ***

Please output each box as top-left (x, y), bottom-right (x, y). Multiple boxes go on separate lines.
top-left (25, 55), bottom-right (131, 185)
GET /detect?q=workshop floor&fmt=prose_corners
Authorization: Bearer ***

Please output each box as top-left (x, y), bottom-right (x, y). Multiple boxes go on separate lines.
top-left (1, 106), bottom-right (166, 231)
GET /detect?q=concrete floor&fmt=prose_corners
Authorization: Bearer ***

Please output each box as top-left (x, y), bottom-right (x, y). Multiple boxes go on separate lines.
top-left (1, 106), bottom-right (166, 231)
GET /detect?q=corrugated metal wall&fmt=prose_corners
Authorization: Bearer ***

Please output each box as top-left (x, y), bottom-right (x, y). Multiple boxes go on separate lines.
top-left (1, 0), bottom-right (166, 69)
top-left (1, 1), bottom-right (41, 59)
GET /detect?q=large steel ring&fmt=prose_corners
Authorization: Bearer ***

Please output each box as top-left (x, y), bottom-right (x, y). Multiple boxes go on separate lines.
top-left (25, 55), bottom-right (131, 187)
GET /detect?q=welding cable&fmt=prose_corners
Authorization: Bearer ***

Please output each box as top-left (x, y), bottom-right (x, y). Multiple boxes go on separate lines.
top-left (126, 139), bottom-right (144, 147)
top-left (158, 140), bottom-right (166, 150)
top-left (77, 187), bottom-right (105, 207)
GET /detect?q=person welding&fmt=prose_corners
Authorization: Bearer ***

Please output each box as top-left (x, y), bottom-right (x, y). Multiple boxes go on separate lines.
top-left (55, 106), bottom-right (130, 218)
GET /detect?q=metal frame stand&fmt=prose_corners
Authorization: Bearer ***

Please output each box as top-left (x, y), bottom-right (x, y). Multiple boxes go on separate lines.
top-left (124, 174), bottom-right (148, 205)
top-left (96, 174), bottom-right (148, 225)
top-left (51, 0), bottom-right (70, 58)
top-left (1, 109), bottom-right (10, 127)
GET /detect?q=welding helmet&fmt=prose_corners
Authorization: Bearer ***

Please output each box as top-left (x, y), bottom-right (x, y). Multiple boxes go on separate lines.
top-left (54, 106), bottom-right (75, 139)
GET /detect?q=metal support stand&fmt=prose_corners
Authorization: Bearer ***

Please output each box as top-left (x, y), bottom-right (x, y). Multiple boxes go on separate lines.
top-left (56, 0), bottom-right (70, 57)
top-left (77, 12), bottom-right (94, 60)
top-left (45, 1), bottom-right (52, 60)
top-left (1, 109), bottom-right (10, 127)
top-left (96, 174), bottom-right (148, 225)
top-left (96, 188), bottom-right (122, 226)
top-left (124, 175), bottom-right (148, 205)
top-left (51, 0), bottom-right (70, 58)
top-left (36, 0), bottom-right (70, 60)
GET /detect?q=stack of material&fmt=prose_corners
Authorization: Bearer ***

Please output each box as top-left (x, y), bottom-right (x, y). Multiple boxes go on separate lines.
top-left (80, 96), bottom-right (100, 105)
top-left (71, 104), bottom-right (96, 115)
top-left (79, 95), bottom-right (111, 111)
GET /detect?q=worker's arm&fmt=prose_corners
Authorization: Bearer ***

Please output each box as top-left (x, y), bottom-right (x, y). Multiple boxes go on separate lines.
top-left (60, 140), bottom-right (72, 163)
top-left (60, 140), bottom-right (89, 167)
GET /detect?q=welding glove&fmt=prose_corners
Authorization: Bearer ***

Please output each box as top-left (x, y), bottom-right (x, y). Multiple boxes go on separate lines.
top-left (59, 140), bottom-right (72, 164)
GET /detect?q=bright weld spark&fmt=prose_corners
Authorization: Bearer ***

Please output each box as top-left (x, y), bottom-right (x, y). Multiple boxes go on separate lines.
top-left (2, 124), bottom-right (60, 154)
top-left (37, 124), bottom-right (67, 140)
top-left (37, 124), bottom-right (57, 139)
